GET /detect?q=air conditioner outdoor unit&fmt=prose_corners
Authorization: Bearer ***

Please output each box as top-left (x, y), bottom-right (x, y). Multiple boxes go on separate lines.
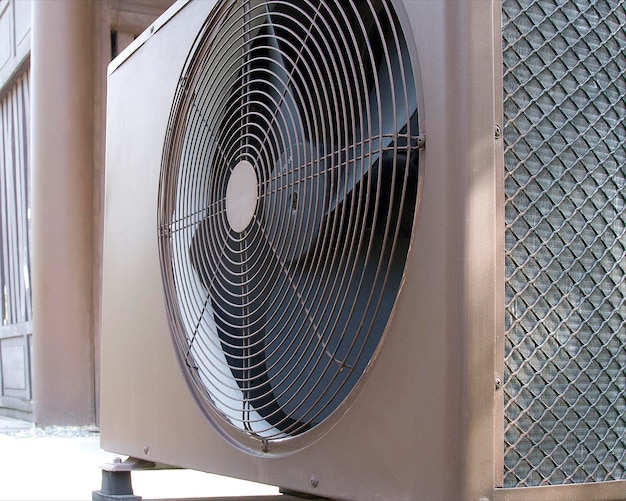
top-left (101, 0), bottom-right (626, 500)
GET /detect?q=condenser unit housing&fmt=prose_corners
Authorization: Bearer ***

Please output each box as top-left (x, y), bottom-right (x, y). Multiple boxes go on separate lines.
top-left (101, 1), bottom-right (626, 499)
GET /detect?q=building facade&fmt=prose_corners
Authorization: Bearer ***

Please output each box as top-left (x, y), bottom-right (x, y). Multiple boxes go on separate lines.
top-left (0, 0), bottom-right (174, 424)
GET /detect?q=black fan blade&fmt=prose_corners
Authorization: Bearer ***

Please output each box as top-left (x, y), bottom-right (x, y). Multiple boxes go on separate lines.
top-left (263, 6), bottom-right (306, 153)
top-left (189, 216), bottom-right (309, 435)
top-left (258, 225), bottom-right (414, 429)
top-left (327, 27), bottom-right (418, 215)
top-left (262, 141), bottom-right (331, 265)
top-left (258, 18), bottom-right (419, 268)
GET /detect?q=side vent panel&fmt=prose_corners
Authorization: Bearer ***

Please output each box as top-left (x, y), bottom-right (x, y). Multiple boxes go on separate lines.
top-left (503, 0), bottom-right (626, 487)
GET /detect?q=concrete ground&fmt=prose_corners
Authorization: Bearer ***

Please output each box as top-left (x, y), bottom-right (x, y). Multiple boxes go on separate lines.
top-left (0, 416), bottom-right (280, 501)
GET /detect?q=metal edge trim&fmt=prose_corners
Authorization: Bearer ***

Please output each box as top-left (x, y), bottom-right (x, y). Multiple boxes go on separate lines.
top-left (492, 0), bottom-right (506, 488)
top-left (494, 480), bottom-right (626, 501)
top-left (107, 0), bottom-right (192, 76)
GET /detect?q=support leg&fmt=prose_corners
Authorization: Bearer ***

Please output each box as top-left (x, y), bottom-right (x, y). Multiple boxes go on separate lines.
top-left (92, 457), bottom-right (141, 501)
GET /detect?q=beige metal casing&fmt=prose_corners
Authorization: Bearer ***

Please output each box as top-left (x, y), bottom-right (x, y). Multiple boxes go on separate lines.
top-left (101, 1), bottom-right (503, 499)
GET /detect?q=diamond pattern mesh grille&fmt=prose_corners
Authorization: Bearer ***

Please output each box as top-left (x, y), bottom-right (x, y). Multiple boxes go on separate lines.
top-left (502, 0), bottom-right (626, 487)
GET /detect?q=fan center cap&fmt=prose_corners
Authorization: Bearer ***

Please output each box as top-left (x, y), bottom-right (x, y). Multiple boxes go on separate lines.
top-left (226, 160), bottom-right (258, 233)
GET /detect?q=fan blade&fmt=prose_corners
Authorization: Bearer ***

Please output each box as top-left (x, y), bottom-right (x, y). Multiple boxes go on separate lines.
top-left (189, 216), bottom-right (309, 435)
top-left (259, 229), bottom-right (413, 429)
top-left (327, 30), bottom-right (418, 215)
top-left (263, 141), bottom-right (330, 265)
top-left (263, 6), bottom-right (305, 152)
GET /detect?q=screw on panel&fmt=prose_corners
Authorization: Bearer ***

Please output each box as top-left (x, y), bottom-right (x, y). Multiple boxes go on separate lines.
top-left (143, 445), bottom-right (150, 455)
top-left (494, 125), bottom-right (502, 140)
top-left (495, 376), bottom-right (503, 391)
top-left (309, 475), bottom-right (319, 488)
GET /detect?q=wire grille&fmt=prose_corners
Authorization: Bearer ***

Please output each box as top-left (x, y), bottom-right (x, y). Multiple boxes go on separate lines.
top-left (158, 0), bottom-right (419, 442)
top-left (502, 0), bottom-right (626, 487)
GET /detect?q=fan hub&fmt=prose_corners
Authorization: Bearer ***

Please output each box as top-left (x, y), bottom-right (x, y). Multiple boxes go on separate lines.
top-left (225, 160), bottom-right (258, 233)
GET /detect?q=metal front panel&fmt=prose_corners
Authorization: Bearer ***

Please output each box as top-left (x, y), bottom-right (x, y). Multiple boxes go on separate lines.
top-left (102, 1), bottom-right (501, 499)
top-left (502, 0), bottom-right (626, 488)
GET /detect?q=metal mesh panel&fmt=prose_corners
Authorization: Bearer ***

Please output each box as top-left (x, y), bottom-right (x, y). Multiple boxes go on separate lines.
top-left (502, 0), bottom-right (626, 487)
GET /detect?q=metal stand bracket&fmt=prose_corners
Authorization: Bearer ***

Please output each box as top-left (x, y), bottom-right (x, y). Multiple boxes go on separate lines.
top-left (92, 457), bottom-right (330, 501)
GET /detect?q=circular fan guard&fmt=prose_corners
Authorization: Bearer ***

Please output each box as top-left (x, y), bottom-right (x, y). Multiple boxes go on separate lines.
top-left (159, 0), bottom-right (420, 443)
